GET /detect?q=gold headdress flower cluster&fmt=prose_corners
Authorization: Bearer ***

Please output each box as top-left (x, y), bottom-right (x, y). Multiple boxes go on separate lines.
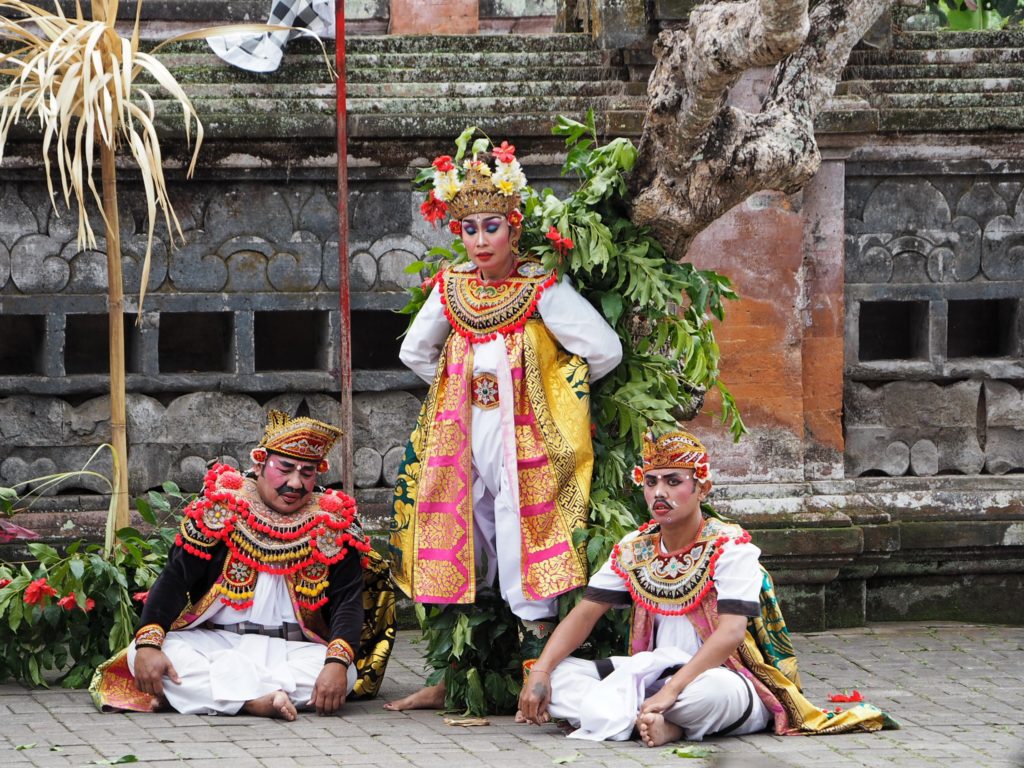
top-left (418, 138), bottom-right (527, 234)
top-left (631, 429), bottom-right (712, 489)
top-left (250, 410), bottom-right (342, 474)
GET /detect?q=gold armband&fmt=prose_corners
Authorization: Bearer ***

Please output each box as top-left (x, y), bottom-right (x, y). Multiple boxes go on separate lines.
top-left (134, 623), bottom-right (166, 649)
top-left (325, 638), bottom-right (355, 667)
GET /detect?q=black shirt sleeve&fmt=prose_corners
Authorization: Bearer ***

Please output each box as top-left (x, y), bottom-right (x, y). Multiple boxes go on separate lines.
top-left (138, 542), bottom-right (226, 633)
top-left (322, 551), bottom-right (365, 658)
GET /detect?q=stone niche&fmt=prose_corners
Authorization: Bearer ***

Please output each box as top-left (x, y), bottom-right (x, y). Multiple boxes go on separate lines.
top-left (844, 169), bottom-right (1024, 479)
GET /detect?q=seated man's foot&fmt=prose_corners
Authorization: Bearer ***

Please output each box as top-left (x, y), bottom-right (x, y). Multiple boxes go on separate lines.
top-left (638, 712), bottom-right (683, 747)
top-left (243, 690), bottom-right (298, 721)
top-left (382, 682), bottom-right (445, 711)
top-left (514, 709), bottom-right (527, 724)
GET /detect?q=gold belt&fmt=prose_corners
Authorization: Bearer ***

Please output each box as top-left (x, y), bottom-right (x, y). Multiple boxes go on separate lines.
top-left (471, 373), bottom-right (500, 409)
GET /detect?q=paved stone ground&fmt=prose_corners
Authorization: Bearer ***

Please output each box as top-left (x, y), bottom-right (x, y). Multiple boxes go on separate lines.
top-left (1, 622), bottom-right (1022, 768)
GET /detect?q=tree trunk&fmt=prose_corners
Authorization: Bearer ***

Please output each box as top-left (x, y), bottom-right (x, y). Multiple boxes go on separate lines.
top-left (100, 143), bottom-right (130, 532)
top-left (629, 0), bottom-right (889, 260)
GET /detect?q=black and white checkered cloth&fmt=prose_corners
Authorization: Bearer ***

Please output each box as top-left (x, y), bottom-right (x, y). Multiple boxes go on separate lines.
top-left (207, 0), bottom-right (333, 73)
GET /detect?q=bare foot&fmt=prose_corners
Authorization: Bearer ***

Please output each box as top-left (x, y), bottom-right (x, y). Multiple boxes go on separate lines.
top-left (382, 682), bottom-right (446, 711)
top-left (514, 709), bottom-right (526, 724)
top-left (638, 712), bottom-right (683, 747)
top-left (243, 691), bottom-right (297, 721)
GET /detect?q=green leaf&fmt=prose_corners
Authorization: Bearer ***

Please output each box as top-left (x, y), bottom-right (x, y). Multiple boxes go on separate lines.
top-left (69, 558), bottom-right (85, 580)
top-left (90, 756), bottom-right (139, 765)
top-left (659, 745), bottom-right (714, 759)
top-left (452, 125), bottom-right (478, 163)
top-left (27, 542), bottom-right (59, 564)
top-left (14, 744), bottom-right (36, 751)
top-left (135, 498), bottom-right (156, 526)
top-left (552, 753), bottom-right (582, 764)
top-left (161, 481), bottom-right (180, 496)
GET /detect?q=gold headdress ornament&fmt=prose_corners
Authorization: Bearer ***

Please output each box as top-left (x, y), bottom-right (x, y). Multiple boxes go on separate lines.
top-left (631, 428), bottom-right (712, 490)
top-left (446, 160), bottom-right (521, 221)
top-left (420, 139), bottom-right (528, 233)
top-left (250, 409), bottom-right (342, 474)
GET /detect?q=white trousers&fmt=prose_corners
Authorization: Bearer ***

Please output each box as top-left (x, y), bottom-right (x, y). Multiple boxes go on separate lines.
top-left (471, 405), bottom-right (557, 621)
top-left (127, 629), bottom-right (356, 716)
top-left (548, 655), bottom-right (771, 742)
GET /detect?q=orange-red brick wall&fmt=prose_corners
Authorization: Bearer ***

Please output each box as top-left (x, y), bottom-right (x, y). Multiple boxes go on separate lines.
top-left (685, 164), bottom-right (846, 485)
top-left (389, 0), bottom-right (479, 33)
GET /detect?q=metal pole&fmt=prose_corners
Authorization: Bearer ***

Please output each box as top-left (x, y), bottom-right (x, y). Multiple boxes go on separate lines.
top-left (336, 1), bottom-right (354, 494)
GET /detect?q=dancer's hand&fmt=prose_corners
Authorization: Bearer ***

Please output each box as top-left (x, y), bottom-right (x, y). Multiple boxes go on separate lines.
top-left (310, 663), bottom-right (348, 715)
top-left (133, 647), bottom-right (180, 697)
top-left (518, 669), bottom-right (552, 724)
top-left (639, 685), bottom-right (679, 717)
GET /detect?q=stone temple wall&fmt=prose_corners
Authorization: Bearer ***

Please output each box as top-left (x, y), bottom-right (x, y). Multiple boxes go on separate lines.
top-left (844, 165), bottom-right (1024, 479)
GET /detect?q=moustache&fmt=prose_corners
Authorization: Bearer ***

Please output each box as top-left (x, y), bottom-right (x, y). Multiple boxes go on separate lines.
top-left (275, 483), bottom-right (311, 499)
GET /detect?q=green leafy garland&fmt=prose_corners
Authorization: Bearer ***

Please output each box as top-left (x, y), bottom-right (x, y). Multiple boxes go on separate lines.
top-left (401, 113), bottom-right (744, 715)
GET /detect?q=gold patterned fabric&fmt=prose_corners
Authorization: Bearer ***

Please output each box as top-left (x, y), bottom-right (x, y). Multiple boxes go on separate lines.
top-left (439, 260), bottom-right (556, 343)
top-left (177, 464), bottom-right (367, 612)
top-left (612, 518), bottom-right (751, 617)
top-left (389, 305), bottom-right (592, 604)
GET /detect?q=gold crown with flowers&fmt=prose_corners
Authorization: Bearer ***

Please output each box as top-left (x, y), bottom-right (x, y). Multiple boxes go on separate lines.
top-left (631, 428), bottom-right (712, 488)
top-left (250, 409), bottom-right (342, 473)
top-left (447, 160), bottom-right (521, 221)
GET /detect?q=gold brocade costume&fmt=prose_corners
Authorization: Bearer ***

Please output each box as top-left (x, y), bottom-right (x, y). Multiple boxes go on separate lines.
top-left (390, 261), bottom-right (593, 605)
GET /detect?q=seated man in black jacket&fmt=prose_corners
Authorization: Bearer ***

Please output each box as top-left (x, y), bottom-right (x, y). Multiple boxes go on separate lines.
top-left (126, 410), bottom-right (372, 720)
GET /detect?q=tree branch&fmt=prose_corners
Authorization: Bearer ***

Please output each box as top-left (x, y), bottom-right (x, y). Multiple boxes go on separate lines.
top-left (629, 0), bottom-right (890, 260)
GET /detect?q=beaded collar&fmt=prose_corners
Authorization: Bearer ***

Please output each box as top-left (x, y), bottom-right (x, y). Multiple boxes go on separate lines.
top-left (610, 518), bottom-right (751, 617)
top-left (176, 464), bottom-right (370, 611)
top-left (436, 259), bottom-right (557, 344)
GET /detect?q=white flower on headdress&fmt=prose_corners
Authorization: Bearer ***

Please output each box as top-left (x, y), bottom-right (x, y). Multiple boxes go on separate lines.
top-left (433, 169), bottom-right (462, 202)
top-left (693, 457), bottom-right (712, 485)
top-left (492, 158), bottom-right (527, 196)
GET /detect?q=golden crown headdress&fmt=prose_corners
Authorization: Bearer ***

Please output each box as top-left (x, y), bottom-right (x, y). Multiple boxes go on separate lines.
top-left (631, 428), bottom-right (712, 488)
top-left (251, 409), bottom-right (342, 473)
top-left (419, 139), bottom-right (527, 231)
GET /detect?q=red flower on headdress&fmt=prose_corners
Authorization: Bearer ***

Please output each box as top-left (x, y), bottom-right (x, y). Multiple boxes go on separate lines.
top-left (23, 577), bottom-right (57, 605)
top-left (493, 141), bottom-right (516, 163)
top-left (432, 155), bottom-right (455, 173)
top-left (449, 220), bottom-right (463, 235)
top-left (693, 457), bottom-right (711, 483)
top-left (545, 225), bottom-right (574, 256)
top-left (631, 466), bottom-right (644, 487)
top-left (421, 192), bottom-right (448, 226)
top-left (507, 209), bottom-right (523, 227)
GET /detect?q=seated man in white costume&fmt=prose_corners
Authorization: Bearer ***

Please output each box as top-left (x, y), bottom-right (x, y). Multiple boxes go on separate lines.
top-left (125, 410), bottom-right (373, 720)
top-left (518, 428), bottom-right (892, 745)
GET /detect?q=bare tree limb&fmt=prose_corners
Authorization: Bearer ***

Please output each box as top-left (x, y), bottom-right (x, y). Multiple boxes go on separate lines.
top-left (630, 0), bottom-right (889, 260)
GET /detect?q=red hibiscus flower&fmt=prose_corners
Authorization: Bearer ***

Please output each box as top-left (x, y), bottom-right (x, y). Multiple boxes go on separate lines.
top-left (493, 141), bottom-right (516, 163)
top-left (133, 591), bottom-right (149, 604)
top-left (58, 593), bottom-right (76, 610)
top-left (85, 597), bottom-right (96, 612)
top-left (420, 192), bottom-right (448, 226)
top-left (432, 155), bottom-right (454, 173)
top-left (545, 225), bottom-right (575, 256)
top-left (0, 578), bottom-right (11, 589)
top-left (507, 209), bottom-right (523, 227)
top-left (449, 220), bottom-right (463, 235)
top-left (828, 690), bottom-right (863, 703)
top-left (23, 577), bottom-right (58, 605)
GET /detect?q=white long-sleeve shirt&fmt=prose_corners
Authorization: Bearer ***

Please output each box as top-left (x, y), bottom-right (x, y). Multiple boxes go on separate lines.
top-left (399, 273), bottom-right (623, 384)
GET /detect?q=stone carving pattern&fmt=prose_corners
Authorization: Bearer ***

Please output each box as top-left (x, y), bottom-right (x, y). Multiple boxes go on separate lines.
top-left (0, 391), bottom-right (424, 495)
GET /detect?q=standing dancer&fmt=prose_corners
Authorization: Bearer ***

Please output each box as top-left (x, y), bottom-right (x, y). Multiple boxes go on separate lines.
top-left (385, 140), bottom-right (622, 710)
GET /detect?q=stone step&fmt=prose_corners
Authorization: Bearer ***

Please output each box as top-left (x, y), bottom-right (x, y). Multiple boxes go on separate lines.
top-left (877, 106), bottom-right (1024, 132)
top-left (343, 94), bottom-right (645, 115)
top-left (346, 79), bottom-right (646, 98)
top-left (842, 62), bottom-right (1024, 80)
top-left (893, 29), bottom-right (1024, 50)
top-left (877, 90), bottom-right (1024, 109)
top-left (346, 50), bottom-right (608, 70)
top-left (849, 47), bottom-right (1024, 65)
top-left (347, 65), bottom-right (624, 84)
top-left (345, 33), bottom-right (595, 55)
top-left (837, 77), bottom-right (1024, 95)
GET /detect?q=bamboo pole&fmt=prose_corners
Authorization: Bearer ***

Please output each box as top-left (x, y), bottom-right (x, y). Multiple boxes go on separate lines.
top-left (100, 143), bottom-right (130, 531)
top-left (336, 6), bottom-right (353, 494)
